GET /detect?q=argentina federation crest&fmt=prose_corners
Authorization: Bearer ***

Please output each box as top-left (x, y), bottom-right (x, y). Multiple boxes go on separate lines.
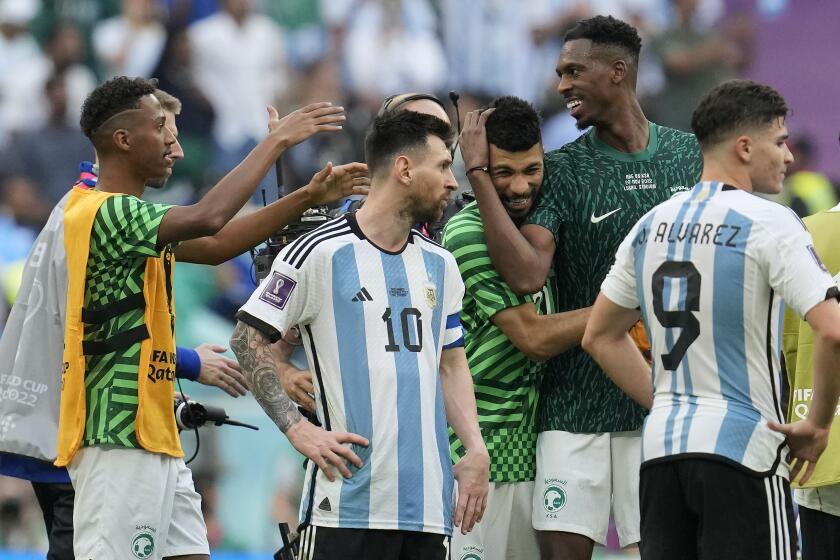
top-left (423, 282), bottom-right (437, 309)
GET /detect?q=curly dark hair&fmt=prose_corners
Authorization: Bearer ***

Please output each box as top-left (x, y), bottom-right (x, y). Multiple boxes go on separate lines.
top-left (485, 96), bottom-right (542, 152)
top-left (564, 15), bottom-right (642, 61)
top-left (691, 80), bottom-right (789, 149)
top-left (79, 76), bottom-right (158, 139)
top-left (365, 111), bottom-right (454, 176)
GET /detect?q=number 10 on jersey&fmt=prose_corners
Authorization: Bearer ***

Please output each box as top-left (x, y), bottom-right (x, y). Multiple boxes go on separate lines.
top-left (382, 307), bottom-right (423, 352)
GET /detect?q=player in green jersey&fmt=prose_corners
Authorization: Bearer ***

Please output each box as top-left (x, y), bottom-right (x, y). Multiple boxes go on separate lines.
top-left (459, 15), bottom-right (703, 560)
top-left (444, 96), bottom-right (591, 560)
top-left (65, 76), bottom-right (364, 560)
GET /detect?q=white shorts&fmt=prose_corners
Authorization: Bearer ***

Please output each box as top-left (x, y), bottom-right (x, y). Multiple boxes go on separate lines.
top-left (452, 480), bottom-right (539, 560)
top-left (67, 445), bottom-right (209, 560)
top-left (532, 430), bottom-right (641, 547)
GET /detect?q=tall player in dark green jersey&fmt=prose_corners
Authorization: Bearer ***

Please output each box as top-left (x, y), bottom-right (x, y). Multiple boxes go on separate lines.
top-left (459, 15), bottom-right (703, 560)
top-left (444, 96), bottom-right (590, 560)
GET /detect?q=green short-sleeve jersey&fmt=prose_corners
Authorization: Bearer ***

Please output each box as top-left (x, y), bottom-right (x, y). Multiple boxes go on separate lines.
top-left (82, 195), bottom-right (173, 448)
top-left (443, 202), bottom-right (557, 481)
top-left (527, 122), bottom-right (702, 433)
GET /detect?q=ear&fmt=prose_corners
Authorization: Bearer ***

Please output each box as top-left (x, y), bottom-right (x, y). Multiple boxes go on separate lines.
top-left (612, 59), bottom-right (627, 84)
top-left (734, 135), bottom-right (752, 164)
top-left (112, 128), bottom-right (131, 153)
top-left (394, 155), bottom-right (413, 186)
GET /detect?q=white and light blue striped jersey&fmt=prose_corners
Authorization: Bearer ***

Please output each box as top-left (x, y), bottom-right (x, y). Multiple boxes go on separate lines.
top-left (602, 181), bottom-right (837, 476)
top-left (237, 213), bottom-right (465, 535)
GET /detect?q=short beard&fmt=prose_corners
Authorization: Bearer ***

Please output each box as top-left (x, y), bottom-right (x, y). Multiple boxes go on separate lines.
top-left (402, 191), bottom-right (440, 224)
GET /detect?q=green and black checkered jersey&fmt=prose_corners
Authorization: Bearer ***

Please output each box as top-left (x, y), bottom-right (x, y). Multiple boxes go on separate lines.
top-left (82, 195), bottom-right (173, 448)
top-left (443, 202), bottom-right (557, 482)
top-left (527, 122), bottom-right (703, 433)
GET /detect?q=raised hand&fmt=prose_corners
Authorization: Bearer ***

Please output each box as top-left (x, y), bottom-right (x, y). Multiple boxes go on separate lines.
top-left (306, 162), bottom-right (370, 207)
top-left (286, 420), bottom-right (369, 481)
top-left (458, 108), bottom-right (496, 170)
top-left (267, 102), bottom-right (346, 148)
top-left (768, 418), bottom-right (831, 484)
top-left (194, 343), bottom-right (249, 397)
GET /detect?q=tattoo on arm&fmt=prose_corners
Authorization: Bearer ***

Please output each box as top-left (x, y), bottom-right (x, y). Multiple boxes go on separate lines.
top-left (230, 321), bottom-right (303, 432)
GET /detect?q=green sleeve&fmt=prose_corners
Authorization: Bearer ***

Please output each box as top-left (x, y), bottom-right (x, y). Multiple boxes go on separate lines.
top-left (90, 195), bottom-right (173, 262)
top-left (443, 212), bottom-right (531, 320)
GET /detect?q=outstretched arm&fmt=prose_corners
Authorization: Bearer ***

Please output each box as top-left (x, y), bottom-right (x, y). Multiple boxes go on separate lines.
top-left (581, 293), bottom-right (652, 409)
top-left (230, 321), bottom-right (368, 481)
top-left (458, 109), bottom-right (555, 294)
top-left (193, 343), bottom-right (249, 397)
top-left (176, 161), bottom-right (369, 265)
top-left (493, 305), bottom-right (591, 362)
top-left (160, 102), bottom-right (345, 249)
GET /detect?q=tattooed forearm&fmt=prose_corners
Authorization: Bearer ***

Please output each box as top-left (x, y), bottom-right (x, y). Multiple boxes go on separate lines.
top-left (230, 321), bottom-right (303, 432)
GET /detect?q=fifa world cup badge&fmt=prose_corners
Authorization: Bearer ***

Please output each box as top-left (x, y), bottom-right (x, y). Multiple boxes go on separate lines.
top-left (424, 283), bottom-right (437, 309)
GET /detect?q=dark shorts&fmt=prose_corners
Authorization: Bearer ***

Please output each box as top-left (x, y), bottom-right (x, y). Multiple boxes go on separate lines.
top-left (298, 526), bottom-right (449, 560)
top-left (31, 482), bottom-right (75, 560)
top-left (639, 458), bottom-right (796, 560)
top-left (799, 504), bottom-right (840, 560)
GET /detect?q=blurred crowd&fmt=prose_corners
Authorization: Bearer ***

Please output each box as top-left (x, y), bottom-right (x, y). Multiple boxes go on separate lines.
top-left (0, 0), bottom-right (838, 553)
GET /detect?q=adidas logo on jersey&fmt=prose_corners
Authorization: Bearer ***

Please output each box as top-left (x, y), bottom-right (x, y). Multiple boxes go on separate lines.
top-left (352, 287), bottom-right (373, 302)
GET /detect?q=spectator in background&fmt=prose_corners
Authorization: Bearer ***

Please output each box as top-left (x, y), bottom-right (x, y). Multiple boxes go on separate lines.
top-left (151, 26), bottom-right (216, 192)
top-left (0, 176), bottom-right (45, 266)
top-left (0, 0), bottom-right (43, 146)
top-left (27, 0), bottom-right (119, 69)
top-left (782, 136), bottom-right (838, 218)
top-left (650, 0), bottom-right (740, 131)
top-left (164, 0), bottom-right (219, 27)
top-left (442, 0), bottom-right (544, 105)
top-left (343, 0), bottom-right (446, 108)
top-left (266, 0), bottom-right (327, 70)
top-left (7, 22), bottom-right (96, 136)
top-left (92, 0), bottom-right (166, 78)
top-left (5, 72), bottom-right (95, 205)
top-left (189, 0), bottom-right (286, 185)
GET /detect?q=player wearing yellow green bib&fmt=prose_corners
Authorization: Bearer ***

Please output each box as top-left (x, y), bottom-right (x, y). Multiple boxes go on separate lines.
top-left (783, 205), bottom-right (840, 560)
top-left (445, 97), bottom-right (592, 560)
top-left (459, 16), bottom-right (702, 560)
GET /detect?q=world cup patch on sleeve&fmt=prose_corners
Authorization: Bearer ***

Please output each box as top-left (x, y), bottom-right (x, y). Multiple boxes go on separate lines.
top-left (259, 271), bottom-right (297, 310)
top-left (807, 244), bottom-right (829, 273)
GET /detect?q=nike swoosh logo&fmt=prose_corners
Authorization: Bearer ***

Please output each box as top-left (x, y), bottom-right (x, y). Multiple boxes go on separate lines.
top-left (590, 208), bottom-right (621, 223)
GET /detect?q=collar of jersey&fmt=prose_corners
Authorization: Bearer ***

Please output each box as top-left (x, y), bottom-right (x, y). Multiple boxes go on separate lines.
top-left (346, 211), bottom-right (414, 255)
top-left (586, 121), bottom-right (658, 162)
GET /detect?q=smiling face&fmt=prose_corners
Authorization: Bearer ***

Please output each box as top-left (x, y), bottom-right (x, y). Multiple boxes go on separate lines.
top-left (488, 142), bottom-right (544, 222)
top-left (555, 39), bottom-right (621, 130)
top-left (746, 117), bottom-right (793, 195)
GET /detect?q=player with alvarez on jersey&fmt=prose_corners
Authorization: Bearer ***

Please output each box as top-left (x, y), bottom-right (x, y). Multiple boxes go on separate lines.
top-left (231, 110), bottom-right (488, 559)
top-left (584, 79), bottom-right (840, 560)
top-left (458, 15), bottom-right (703, 560)
top-left (443, 95), bottom-right (591, 560)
